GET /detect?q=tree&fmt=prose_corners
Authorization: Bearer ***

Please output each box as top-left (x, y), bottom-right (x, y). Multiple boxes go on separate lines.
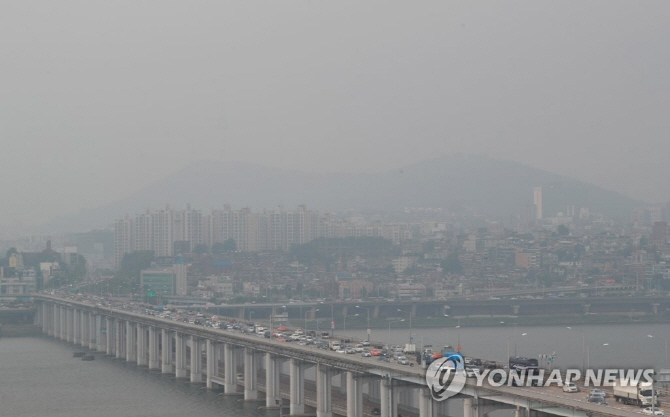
top-left (222, 238), bottom-right (237, 252)
top-left (194, 243), bottom-right (209, 254)
top-left (441, 252), bottom-right (463, 274)
top-left (557, 225), bottom-right (569, 236)
top-left (211, 242), bottom-right (225, 255)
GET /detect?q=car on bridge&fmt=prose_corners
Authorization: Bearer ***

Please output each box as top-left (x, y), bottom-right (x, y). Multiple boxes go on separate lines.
top-left (562, 382), bottom-right (579, 393)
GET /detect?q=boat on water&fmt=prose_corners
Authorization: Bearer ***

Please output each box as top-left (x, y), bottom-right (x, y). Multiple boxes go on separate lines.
top-left (73, 352), bottom-right (86, 358)
top-left (81, 354), bottom-right (95, 361)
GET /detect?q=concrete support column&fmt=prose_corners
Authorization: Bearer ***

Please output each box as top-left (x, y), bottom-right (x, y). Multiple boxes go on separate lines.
top-left (161, 329), bottom-right (173, 373)
top-left (66, 308), bottom-right (73, 343)
top-left (190, 336), bottom-right (202, 383)
top-left (96, 315), bottom-right (104, 351)
top-left (243, 347), bottom-right (258, 400)
top-left (115, 320), bottom-right (124, 359)
top-left (137, 324), bottom-right (147, 366)
top-left (289, 358), bottom-right (305, 415)
top-left (206, 339), bottom-right (215, 388)
top-left (339, 372), bottom-right (347, 395)
top-left (148, 326), bottom-right (159, 369)
top-left (73, 309), bottom-right (80, 345)
top-left (463, 398), bottom-right (475, 417)
top-left (41, 304), bottom-right (48, 334)
top-left (60, 306), bottom-right (66, 340)
top-left (88, 312), bottom-right (96, 350)
top-left (175, 333), bottom-right (187, 378)
top-left (126, 321), bottom-right (136, 362)
top-left (346, 372), bottom-right (363, 417)
top-left (418, 388), bottom-right (436, 417)
top-left (52, 305), bottom-right (58, 337)
top-left (381, 378), bottom-right (396, 417)
top-left (106, 317), bottom-right (113, 355)
top-left (223, 343), bottom-right (238, 394)
top-left (316, 363), bottom-right (332, 417)
top-left (265, 353), bottom-right (280, 408)
top-left (80, 311), bottom-right (87, 347)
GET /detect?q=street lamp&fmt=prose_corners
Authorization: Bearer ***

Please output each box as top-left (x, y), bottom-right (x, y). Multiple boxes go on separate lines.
top-left (507, 332), bottom-right (528, 369)
top-left (388, 319), bottom-right (405, 352)
top-left (356, 305), bottom-right (371, 342)
top-left (397, 308), bottom-right (413, 345)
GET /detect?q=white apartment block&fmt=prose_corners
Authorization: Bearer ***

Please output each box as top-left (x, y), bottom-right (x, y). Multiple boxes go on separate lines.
top-left (115, 205), bottom-right (412, 267)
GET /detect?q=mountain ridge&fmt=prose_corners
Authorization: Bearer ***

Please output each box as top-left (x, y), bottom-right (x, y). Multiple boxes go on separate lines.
top-left (40, 155), bottom-right (640, 233)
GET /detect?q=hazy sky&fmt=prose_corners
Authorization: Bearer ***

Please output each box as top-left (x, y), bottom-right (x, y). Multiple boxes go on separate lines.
top-left (1, 1), bottom-right (669, 234)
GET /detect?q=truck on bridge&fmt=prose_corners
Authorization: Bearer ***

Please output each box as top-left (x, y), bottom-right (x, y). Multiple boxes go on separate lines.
top-left (613, 379), bottom-right (658, 407)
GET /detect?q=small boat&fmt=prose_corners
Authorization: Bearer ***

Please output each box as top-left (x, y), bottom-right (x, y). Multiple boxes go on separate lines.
top-left (73, 352), bottom-right (86, 358)
top-left (81, 355), bottom-right (95, 361)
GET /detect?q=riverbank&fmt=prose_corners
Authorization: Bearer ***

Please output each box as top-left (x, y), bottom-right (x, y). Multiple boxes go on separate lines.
top-left (0, 324), bottom-right (43, 337)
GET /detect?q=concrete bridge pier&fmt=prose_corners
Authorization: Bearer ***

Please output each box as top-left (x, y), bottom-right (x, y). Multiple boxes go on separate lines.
top-left (66, 308), bottom-right (73, 343)
top-left (223, 343), bottom-right (238, 394)
top-left (105, 317), bottom-right (113, 355)
top-left (88, 312), bottom-right (96, 350)
top-left (316, 363), bottom-right (332, 417)
top-left (115, 320), bottom-right (124, 359)
top-left (289, 358), bottom-right (305, 414)
top-left (175, 333), bottom-right (188, 378)
top-left (148, 326), bottom-right (159, 369)
top-left (205, 340), bottom-right (217, 388)
top-left (96, 315), bottom-right (104, 352)
top-left (346, 371), bottom-right (363, 417)
top-left (380, 377), bottom-right (399, 417)
top-left (653, 303), bottom-right (660, 315)
top-left (243, 347), bottom-right (258, 399)
top-left (512, 305), bottom-right (520, 315)
top-left (265, 353), bottom-right (281, 408)
top-left (373, 304), bottom-right (380, 318)
top-left (126, 321), bottom-right (137, 362)
top-left (52, 305), bottom-right (58, 338)
top-left (79, 311), bottom-right (87, 347)
top-left (161, 329), bottom-right (173, 373)
top-left (583, 304), bottom-right (590, 315)
top-left (418, 388), bottom-right (437, 417)
top-left (60, 306), bottom-right (66, 341)
top-left (190, 336), bottom-right (202, 383)
top-left (73, 309), bottom-right (80, 343)
top-left (136, 324), bottom-right (146, 366)
top-left (72, 310), bottom-right (78, 345)
top-left (46, 305), bottom-right (53, 336)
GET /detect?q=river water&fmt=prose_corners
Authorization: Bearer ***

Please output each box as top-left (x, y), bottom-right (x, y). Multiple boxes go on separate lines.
top-left (348, 322), bottom-right (670, 371)
top-left (0, 336), bottom-right (276, 417)
top-left (2, 322), bottom-right (669, 417)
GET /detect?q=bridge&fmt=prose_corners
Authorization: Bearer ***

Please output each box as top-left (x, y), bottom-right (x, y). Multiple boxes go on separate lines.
top-left (35, 295), bottom-right (654, 417)
top-left (199, 296), bottom-right (669, 324)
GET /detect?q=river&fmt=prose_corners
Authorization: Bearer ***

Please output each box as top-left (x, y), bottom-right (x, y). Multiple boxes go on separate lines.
top-left (0, 336), bottom-right (276, 417)
top-left (2, 322), bottom-right (668, 417)
top-left (345, 321), bottom-right (670, 370)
